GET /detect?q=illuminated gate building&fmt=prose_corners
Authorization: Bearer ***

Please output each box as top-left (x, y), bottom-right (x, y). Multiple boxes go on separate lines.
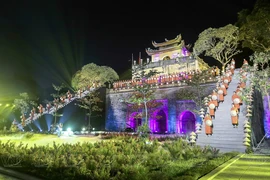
top-left (105, 34), bottom-right (215, 134)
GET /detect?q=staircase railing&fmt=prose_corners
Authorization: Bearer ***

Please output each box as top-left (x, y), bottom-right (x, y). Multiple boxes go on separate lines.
top-left (19, 88), bottom-right (96, 127)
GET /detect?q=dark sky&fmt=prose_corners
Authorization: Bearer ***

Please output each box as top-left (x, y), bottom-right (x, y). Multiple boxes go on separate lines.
top-left (0, 0), bottom-right (256, 103)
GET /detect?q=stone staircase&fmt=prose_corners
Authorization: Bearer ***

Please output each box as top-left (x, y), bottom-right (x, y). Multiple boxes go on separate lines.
top-left (196, 69), bottom-right (247, 153)
top-left (18, 88), bottom-right (95, 128)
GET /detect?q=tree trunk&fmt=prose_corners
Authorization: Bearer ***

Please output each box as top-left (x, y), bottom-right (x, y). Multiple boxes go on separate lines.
top-left (222, 64), bottom-right (225, 74)
top-left (54, 111), bottom-right (57, 125)
top-left (144, 99), bottom-right (148, 125)
top-left (88, 109), bottom-right (92, 133)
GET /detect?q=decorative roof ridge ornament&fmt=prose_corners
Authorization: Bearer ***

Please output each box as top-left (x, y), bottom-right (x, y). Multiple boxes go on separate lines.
top-left (152, 34), bottom-right (182, 47)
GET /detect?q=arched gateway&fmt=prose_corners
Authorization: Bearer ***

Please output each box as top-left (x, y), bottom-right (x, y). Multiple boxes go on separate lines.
top-left (177, 110), bottom-right (196, 134)
top-left (150, 109), bottom-right (167, 133)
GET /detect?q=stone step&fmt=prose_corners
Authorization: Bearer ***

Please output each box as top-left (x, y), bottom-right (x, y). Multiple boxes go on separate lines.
top-left (196, 69), bottom-right (249, 153)
top-left (195, 145), bottom-right (246, 153)
top-left (196, 141), bottom-right (246, 147)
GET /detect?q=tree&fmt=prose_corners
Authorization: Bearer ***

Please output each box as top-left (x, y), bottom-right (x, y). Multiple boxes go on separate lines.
top-left (120, 64), bottom-right (161, 135)
top-left (75, 90), bottom-right (103, 132)
top-left (194, 24), bottom-right (241, 72)
top-left (236, 0), bottom-right (270, 52)
top-left (13, 92), bottom-right (37, 115)
top-left (50, 83), bottom-right (66, 125)
top-left (13, 92), bottom-right (37, 127)
top-left (71, 63), bottom-right (119, 90)
top-left (176, 70), bottom-right (213, 113)
top-left (249, 52), bottom-right (270, 111)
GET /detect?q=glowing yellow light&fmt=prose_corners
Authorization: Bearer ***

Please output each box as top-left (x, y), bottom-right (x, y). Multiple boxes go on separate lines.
top-left (0, 104), bottom-right (2, 106)
top-left (5, 104), bottom-right (9, 107)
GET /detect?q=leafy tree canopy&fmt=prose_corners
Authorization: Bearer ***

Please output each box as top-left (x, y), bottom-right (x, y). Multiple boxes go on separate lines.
top-left (194, 24), bottom-right (241, 71)
top-left (236, 0), bottom-right (270, 52)
top-left (13, 92), bottom-right (37, 115)
top-left (71, 63), bottom-right (119, 90)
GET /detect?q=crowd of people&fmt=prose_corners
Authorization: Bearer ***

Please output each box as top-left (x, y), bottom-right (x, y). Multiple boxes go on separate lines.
top-left (17, 89), bottom-right (88, 128)
top-left (112, 66), bottom-right (220, 90)
top-left (204, 59), bottom-right (249, 136)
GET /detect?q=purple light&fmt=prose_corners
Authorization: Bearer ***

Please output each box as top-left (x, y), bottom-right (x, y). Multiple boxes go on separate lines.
top-left (149, 99), bottom-right (168, 133)
top-left (177, 110), bottom-right (196, 134)
top-left (264, 96), bottom-right (270, 138)
top-left (128, 112), bottom-right (142, 131)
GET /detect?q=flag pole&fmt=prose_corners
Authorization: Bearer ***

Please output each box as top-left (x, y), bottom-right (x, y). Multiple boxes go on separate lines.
top-left (139, 52), bottom-right (141, 65)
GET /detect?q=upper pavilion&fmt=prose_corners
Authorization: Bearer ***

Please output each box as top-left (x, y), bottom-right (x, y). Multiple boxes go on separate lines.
top-left (146, 34), bottom-right (190, 61)
top-left (132, 34), bottom-right (209, 76)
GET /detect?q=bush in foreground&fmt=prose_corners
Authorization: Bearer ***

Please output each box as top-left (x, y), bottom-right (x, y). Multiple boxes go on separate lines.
top-left (0, 138), bottom-right (238, 180)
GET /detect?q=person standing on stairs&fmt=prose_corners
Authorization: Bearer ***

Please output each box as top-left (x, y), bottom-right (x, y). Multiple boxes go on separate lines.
top-left (232, 91), bottom-right (242, 112)
top-left (208, 99), bottom-right (216, 119)
top-left (230, 104), bottom-right (239, 128)
top-left (222, 75), bottom-right (230, 89)
top-left (46, 102), bottom-right (51, 113)
top-left (211, 90), bottom-right (219, 110)
top-left (235, 86), bottom-right (242, 97)
top-left (38, 104), bottom-right (43, 115)
top-left (226, 70), bottom-right (232, 83)
top-left (230, 59), bottom-right (235, 74)
top-left (221, 84), bottom-right (227, 96)
top-left (204, 113), bottom-right (213, 136)
top-left (239, 80), bottom-right (246, 89)
top-left (218, 86), bottom-right (224, 103)
top-left (20, 114), bottom-right (26, 127)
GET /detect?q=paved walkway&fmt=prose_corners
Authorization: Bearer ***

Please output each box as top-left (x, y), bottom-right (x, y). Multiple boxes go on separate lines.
top-left (0, 166), bottom-right (42, 180)
top-left (200, 154), bottom-right (270, 180)
top-left (0, 173), bottom-right (20, 180)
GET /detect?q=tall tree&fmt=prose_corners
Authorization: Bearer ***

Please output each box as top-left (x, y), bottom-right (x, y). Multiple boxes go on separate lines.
top-left (249, 52), bottom-right (270, 111)
top-left (13, 92), bottom-right (37, 115)
top-left (50, 83), bottom-right (66, 125)
top-left (193, 24), bottom-right (241, 72)
top-left (120, 64), bottom-right (161, 135)
top-left (13, 92), bottom-right (37, 126)
top-left (236, 0), bottom-right (270, 52)
top-left (176, 70), bottom-right (213, 113)
top-left (71, 63), bottom-right (119, 90)
top-left (75, 91), bottom-right (103, 132)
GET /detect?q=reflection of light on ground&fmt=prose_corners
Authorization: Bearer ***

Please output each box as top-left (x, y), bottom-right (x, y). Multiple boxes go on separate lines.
top-left (61, 131), bottom-right (74, 137)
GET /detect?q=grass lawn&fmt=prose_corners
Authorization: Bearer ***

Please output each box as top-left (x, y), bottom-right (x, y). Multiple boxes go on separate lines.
top-left (0, 133), bottom-right (102, 147)
top-left (201, 154), bottom-right (270, 180)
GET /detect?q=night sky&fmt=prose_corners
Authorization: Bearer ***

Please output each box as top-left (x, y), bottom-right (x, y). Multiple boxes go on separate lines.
top-left (0, 0), bottom-right (256, 103)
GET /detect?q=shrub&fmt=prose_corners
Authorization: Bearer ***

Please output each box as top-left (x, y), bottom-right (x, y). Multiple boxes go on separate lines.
top-left (0, 136), bottom-right (238, 179)
top-left (23, 132), bottom-right (34, 139)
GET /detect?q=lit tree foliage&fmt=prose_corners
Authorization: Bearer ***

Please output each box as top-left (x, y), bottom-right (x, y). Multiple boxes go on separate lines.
top-left (75, 91), bottom-right (103, 131)
top-left (236, 0), bottom-right (270, 52)
top-left (50, 83), bottom-right (66, 125)
top-left (71, 63), bottom-right (119, 90)
top-left (249, 52), bottom-right (270, 110)
top-left (120, 65), bottom-right (161, 135)
top-left (51, 83), bottom-right (66, 99)
top-left (194, 24), bottom-right (241, 72)
top-left (176, 70), bottom-right (212, 113)
top-left (13, 92), bottom-right (37, 115)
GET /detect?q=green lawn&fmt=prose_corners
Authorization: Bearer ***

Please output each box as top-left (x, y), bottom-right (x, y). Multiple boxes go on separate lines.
top-left (201, 154), bottom-right (270, 180)
top-left (0, 133), bottom-right (102, 147)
